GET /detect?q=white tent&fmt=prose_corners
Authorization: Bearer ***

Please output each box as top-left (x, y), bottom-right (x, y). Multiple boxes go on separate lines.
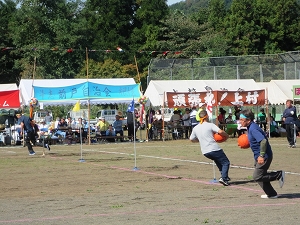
top-left (19, 78), bottom-right (138, 106)
top-left (145, 79), bottom-right (263, 106)
top-left (0, 83), bottom-right (18, 91)
top-left (257, 80), bottom-right (300, 105)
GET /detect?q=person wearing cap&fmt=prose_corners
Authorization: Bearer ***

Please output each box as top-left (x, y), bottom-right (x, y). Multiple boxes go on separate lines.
top-left (96, 117), bottom-right (110, 136)
top-left (16, 114), bottom-right (36, 155)
top-left (190, 110), bottom-right (231, 186)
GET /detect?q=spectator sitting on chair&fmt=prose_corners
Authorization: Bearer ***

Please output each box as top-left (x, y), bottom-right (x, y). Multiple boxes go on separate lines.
top-left (270, 116), bottom-right (280, 137)
top-left (225, 113), bottom-right (235, 124)
top-left (169, 110), bottom-right (181, 128)
top-left (218, 108), bottom-right (226, 130)
top-left (56, 118), bottom-right (67, 139)
top-left (66, 117), bottom-right (72, 127)
top-left (106, 125), bottom-right (116, 142)
top-left (113, 115), bottom-right (124, 141)
top-left (96, 117), bottom-right (110, 136)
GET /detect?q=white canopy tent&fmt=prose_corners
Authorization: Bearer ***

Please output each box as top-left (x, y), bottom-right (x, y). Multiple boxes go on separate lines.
top-left (257, 80), bottom-right (300, 105)
top-left (0, 83), bottom-right (18, 91)
top-left (145, 79), bottom-right (263, 107)
top-left (19, 78), bottom-right (139, 106)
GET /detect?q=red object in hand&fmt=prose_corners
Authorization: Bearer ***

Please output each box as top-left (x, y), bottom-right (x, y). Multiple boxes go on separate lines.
top-left (238, 134), bottom-right (250, 149)
top-left (214, 133), bottom-right (227, 143)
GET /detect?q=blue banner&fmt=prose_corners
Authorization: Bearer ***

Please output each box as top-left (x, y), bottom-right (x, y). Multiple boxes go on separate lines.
top-left (33, 82), bottom-right (141, 101)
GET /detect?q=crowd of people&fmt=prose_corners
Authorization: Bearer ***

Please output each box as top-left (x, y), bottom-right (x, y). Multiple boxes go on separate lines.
top-left (147, 105), bottom-right (249, 140)
top-left (17, 109), bottom-right (144, 150)
top-left (145, 103), bottom-right (300, 142)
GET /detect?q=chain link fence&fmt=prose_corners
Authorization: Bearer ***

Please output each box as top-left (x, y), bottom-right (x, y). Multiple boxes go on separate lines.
top-left (147, 51), bottom-right (300, 84)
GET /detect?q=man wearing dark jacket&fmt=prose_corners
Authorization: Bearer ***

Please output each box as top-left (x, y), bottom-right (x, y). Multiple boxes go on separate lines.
top-left (282, 100), bottom-right (297, 148)
top-left (17, 114), bottom-right (36, 155)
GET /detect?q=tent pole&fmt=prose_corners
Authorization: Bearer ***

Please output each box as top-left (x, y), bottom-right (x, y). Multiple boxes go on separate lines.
top-left (86, 47), bottom-right (91, 145)
top-left (265, 87), bottom-right (270, 138)
top-left (215, 105), bottom-right (218, 126)
top-left (134, 54), bottom-right (142, 92)
top-left (162, 92), bottom-right (165, 141)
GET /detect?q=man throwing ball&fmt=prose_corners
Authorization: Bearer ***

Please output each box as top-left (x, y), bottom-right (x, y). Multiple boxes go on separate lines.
top-left (190, 110), bottom-right (231, 186)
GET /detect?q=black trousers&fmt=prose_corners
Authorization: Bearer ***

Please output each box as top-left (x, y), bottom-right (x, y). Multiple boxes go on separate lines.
top-left (127, 124), bottom-right (134, 138)
top-left (253, 155), bottom-right (279, 197)
top-left (25, 131), bottom-right (35, 152)
top-left (285, 124), bottom-right (295, 145)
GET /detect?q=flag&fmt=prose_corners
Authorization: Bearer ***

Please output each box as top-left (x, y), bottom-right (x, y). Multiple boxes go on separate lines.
top-left (73, 100), bottom-right (80, 112)
top-left (162, 51), bottom-right (170, 56)
top-left (127, 99), bottom-right (135, 112)
top-left (117, 47), bottom-right (124, 52)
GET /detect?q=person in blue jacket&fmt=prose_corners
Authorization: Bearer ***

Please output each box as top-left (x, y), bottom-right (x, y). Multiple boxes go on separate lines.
top-left (16, 114), bottom-right (36, 155)
top-left (282, 100), bottom-right (297, 148)
top-left (239, 109), bottom-right (285, 199)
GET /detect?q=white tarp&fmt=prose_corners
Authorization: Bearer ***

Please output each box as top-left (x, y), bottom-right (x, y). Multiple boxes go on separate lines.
top-left (19, 78), bottom-right (139, 106)
top-left (145, 79), bottom-right (263, 106)
top-left (0, 83), bottom-right (18, 91)
top-left (257, 80), bottom-right (300, 105)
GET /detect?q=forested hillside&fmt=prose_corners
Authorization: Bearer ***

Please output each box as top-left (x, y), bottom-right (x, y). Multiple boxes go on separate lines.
top-left (1, 0), bottom-right (300, 90)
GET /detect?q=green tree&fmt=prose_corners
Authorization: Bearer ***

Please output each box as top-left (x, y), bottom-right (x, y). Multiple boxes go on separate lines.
top-left (225, 0), bottom-right (259, 55)
top-left (157, 11), bottom-right (229, 58)
top-left (207, 0), bottom-right (226, 31)
top-left (0, 0), bottom-right (21, 84)
top-left (82, 0), bottom-right (137, 64)
top-left (9, 0), bottom-right (88, 80)
top-left (225, 0), bottom-right (300, 55)
top-left (76, 58), bottom-right (137, 80)
top-left (256, 0), bottom-right (300, 53)
top-left (130, 0), bottom-right (169, 88)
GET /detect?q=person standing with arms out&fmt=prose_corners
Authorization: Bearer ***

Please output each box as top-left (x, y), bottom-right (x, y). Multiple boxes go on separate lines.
top-left (239, 109), bottom-right (285, 199)
top-left (282, 100), bottom-right (297, 148)
top-left (190, 110), bottom-right (231, 186)
top-left (16, 114), bottom-right (36, 155)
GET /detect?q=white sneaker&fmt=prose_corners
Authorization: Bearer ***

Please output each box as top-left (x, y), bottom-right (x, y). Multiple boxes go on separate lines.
top-left (261, 194), bottom-right (278, 199)
top-left (279, 171), bottom-right (285, 188)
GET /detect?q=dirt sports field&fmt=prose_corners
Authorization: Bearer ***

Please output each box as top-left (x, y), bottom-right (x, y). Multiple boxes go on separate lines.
top-left (0, 136), bottom-right (300, 225)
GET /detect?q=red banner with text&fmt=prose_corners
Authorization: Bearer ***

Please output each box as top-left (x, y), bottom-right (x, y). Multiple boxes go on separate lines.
top-left (166, 90), bottom-right (265, 108)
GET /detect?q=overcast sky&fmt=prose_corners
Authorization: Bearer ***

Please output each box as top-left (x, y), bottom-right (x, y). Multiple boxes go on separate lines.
top-left (167, 0), bottom-right (183, 5)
